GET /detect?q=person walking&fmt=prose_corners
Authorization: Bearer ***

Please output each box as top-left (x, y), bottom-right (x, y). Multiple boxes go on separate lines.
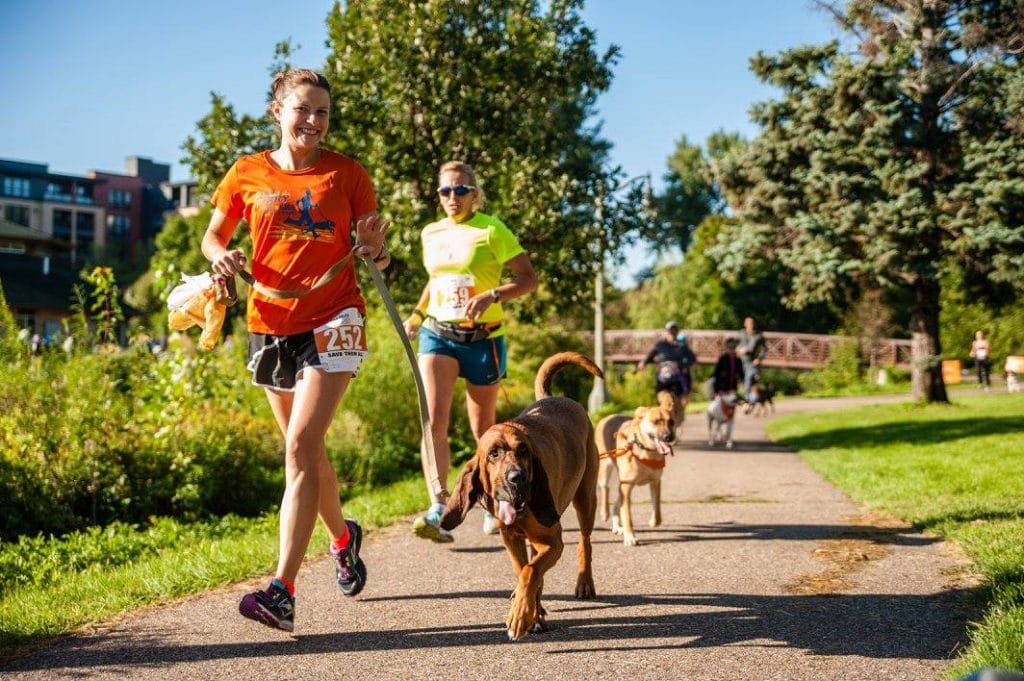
top-left (403, 161), bottom-right (538, 542)
top-left (737, 316), bottom-right (767, 396)
top-left (201, 68), bottom-right (390, 632)
top-left (674, 331), bottom-right (698, 398)
top-left (637, 321), bottom-right (694, 436)
top-left (712, 337), bottom-right (744, 395)
top-left (637, 322), bottom-right (694, 397)
top-left (970, 330), bottom-right (992, 390)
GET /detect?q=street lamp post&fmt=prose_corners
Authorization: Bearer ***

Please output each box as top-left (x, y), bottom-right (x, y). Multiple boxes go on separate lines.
top-left (587, 173), bottom-right (654, 416)
top-left (587, 182), bottom-right (607, 415)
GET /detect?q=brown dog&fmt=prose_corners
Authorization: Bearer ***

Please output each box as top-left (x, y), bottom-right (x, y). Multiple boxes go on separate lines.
top-left (595, 403), bottom-right (675, 546)
top-left (440, 351), bottom-right (602, 640)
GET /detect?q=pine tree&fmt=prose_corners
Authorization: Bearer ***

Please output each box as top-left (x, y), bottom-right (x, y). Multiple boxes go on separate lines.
top-left (714, 0), bottom-right (1024, 401)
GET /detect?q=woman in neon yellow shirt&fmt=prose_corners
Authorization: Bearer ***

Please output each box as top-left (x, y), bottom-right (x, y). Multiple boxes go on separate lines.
top-left (403, 161), bottom-right (538, 541)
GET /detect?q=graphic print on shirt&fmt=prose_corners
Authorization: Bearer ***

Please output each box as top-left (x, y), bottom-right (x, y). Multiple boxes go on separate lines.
top-left (272, 188), bottom-right (336, 241)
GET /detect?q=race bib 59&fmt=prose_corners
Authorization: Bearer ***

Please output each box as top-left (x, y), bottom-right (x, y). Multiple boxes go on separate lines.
top-left (430, 274), bottom-right (476, 321)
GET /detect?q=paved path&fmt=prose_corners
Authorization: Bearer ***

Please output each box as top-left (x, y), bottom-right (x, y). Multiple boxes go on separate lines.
top-left (3, 395), bottom-right (977, 680)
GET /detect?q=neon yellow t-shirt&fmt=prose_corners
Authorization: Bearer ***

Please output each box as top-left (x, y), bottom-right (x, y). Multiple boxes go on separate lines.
top-left (421, 212), bottom-right (524, 334)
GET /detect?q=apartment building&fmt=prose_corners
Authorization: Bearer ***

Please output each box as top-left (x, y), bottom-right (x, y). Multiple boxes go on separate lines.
top-left (0, 155), bottom-right (178, 338)
top-left (161, 178), bottom-right (203, 218)
top-left (0, 158), bottom-right (106, 256)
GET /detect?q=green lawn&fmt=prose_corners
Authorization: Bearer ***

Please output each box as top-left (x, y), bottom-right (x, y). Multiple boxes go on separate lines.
top-left (767, 393), bottom-right (1024, 678)
top-left (0, 475), bottom-right (436, 653)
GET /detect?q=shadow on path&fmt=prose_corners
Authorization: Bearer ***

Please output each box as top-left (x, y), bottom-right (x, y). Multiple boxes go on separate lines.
top-left (549, 522), bottom-right (940, 548)
top-left (3, 588), bottom-right (975, 672)
top-left (775, 416), bottom-right (1024, 450)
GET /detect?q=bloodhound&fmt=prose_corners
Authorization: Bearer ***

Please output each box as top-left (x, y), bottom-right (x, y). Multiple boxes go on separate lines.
top-left (595, 402), bottom-right (675, 546)
top-left (440, 351), bottom-right (602, 640)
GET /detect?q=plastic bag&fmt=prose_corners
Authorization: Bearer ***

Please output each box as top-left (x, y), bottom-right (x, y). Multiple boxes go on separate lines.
top-left (166, 272), bottom-right (227, 351)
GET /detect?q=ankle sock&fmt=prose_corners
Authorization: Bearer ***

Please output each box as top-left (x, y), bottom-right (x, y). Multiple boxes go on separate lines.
top-left (331, 524), bottom-right (351, 552)
top-left (429, 502), bottom-right (446, 517)
top-left (272, 576), bottom-right (295, 597)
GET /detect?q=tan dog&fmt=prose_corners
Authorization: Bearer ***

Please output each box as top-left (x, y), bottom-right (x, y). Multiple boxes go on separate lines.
top-left (656, 389), bottom-right (686, 439)
top-left (440, 351), bottom-right (602, 640)
top-left (595, 403), bottom-right (675, 546)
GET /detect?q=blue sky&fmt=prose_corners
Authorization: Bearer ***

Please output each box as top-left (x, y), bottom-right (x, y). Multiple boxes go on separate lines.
top-left (0, 1), bottom-right (842, 281)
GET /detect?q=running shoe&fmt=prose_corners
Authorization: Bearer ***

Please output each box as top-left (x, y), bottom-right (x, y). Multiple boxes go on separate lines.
top-left (330, 519), bottom-right (367, 597)
top-left (239, 581), bottom-right (295, 632)
top-left (412, 509), bottom-right (454, 543)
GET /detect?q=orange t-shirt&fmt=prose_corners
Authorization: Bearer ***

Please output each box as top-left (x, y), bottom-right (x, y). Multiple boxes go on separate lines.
top-left (212, 150), bottom-right (378, 335)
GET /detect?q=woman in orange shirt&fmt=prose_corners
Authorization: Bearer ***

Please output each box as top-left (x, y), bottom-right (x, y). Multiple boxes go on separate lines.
top-left (201, 68), bottom-right (390, 632)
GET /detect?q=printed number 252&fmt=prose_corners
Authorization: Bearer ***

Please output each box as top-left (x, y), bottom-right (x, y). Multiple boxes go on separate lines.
top-left (324, 324), bottom-right (363, 351)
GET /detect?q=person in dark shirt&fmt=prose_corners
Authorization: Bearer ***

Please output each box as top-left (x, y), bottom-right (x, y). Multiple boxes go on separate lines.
top-left (707, 337), bottom-right (744, 448)
top-left (638, 321), bottom-right (695, 397)
top-left (712, 337), bottom-right (744, 395)
top-left (637, 321), bottom-right (694, 435)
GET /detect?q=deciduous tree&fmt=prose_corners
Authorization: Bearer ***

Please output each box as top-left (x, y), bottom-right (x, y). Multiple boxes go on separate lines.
top-left (181, 1), bottom-right (636, 316)
top-left (322, 0), bottom-right (637, 311)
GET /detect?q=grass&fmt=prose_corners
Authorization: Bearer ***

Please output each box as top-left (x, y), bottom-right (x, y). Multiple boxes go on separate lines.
top-left (767, 392), bottom-right (1024, 678)
top-left (6, 389), bottom-right (1022, 673)
top-left (0, 474), bottom-right (437, 654)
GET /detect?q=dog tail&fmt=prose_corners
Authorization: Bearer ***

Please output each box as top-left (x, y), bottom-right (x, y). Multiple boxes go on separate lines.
top-left (535, 351), bottom-right (604, 400)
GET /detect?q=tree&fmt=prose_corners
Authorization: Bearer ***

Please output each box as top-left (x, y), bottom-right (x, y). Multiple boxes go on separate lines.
top-left (652, 131), bottom-right (746, 254)
top-left (128, 207), bottom-right (250, 331)
top-left (181, 1), bottom-right (639, 317)
top-left (713, 0), bottom-right (1024, 401)
top-left (322, 0), bottom-right (642, 312)
top-left (181, 40), bottom-right (293, 195)
top-left (621, 214), bottom-right (840, 333)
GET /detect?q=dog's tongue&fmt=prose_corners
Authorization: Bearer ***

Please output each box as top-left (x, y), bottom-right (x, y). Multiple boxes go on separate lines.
top-left (656, 439), bottom-right (673, 456)
top-left (498, 500), bottom-right (517, 526)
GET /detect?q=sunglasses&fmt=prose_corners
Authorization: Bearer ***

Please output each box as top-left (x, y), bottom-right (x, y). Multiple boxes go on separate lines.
top-left (437, 184), bottom-right (476, 197)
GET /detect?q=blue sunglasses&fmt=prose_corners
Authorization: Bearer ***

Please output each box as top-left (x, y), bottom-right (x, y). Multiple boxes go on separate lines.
top-left (437, 184), bottom-right (476, 197)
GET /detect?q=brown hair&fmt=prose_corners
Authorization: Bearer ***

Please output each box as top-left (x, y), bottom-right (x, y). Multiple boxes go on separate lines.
top-left (267, 69), bottom-right (331, 116)
top-left (438, 160), bottom-right (486, 210)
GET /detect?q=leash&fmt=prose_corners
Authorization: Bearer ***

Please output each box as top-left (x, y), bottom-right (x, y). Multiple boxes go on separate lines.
top-left (598, 433), bottom-right (670, 469)
top-left (222, 248), bottom-right (444, 499)
top-left (359, 254), bottom-right (445, 500)
top-left (233, 251), bottom-right (356, 300)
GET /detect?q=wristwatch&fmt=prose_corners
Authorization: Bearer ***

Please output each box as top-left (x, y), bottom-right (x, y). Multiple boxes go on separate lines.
top-left (490, 288), bottom-right (502, 302)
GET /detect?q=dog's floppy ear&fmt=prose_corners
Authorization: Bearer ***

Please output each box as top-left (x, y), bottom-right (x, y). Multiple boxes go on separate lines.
top-left (440, 458), bottom-right (482, 531)
top-left (526, 457), bottom-right (560, 528)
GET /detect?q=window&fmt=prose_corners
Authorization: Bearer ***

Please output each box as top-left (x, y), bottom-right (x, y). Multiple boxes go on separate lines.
top-left (76, 212), bottom-right (95, 240)
top-left (75, 185), bottom-right (93, 205)
top-left (2, 177), bottom-right (31, 198)
top-left (106, 214), bottom-right (130, 236)
top-left (108, 190), bottom-right (132, 208)
top-left (52, 209), bottom-right (72, 240)
top-left (4, 204), bottom-right (30, 226)
top-left (44, 182), bottom-right (71, 202)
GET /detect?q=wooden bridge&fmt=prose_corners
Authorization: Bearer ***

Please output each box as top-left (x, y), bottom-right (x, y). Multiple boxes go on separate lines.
top-left (582, 329), bottom-right (913, 369)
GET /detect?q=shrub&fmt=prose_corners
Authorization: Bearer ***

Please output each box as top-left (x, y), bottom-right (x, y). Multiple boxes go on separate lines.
top-left (798, 340), bottom-right (864, 393)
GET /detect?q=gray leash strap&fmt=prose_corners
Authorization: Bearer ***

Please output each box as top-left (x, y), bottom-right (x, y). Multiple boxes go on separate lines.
top-left (361, 256), bottom-right (446, 500)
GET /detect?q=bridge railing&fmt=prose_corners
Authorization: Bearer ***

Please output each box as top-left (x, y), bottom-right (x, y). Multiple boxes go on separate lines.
top-left (582, 329), bottom-right (912, 370)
